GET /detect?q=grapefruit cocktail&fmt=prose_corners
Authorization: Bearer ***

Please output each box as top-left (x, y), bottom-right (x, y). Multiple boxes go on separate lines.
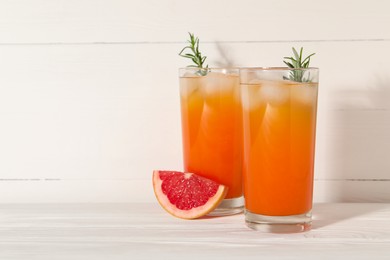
top-left (240, 67), bottom-right (319, 232)
top-left (179, 68), bottom-right (243, 215)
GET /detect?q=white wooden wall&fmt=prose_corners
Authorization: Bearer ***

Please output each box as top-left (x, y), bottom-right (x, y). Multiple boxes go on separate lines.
top-left (0, 0), bottom-right (389, 203)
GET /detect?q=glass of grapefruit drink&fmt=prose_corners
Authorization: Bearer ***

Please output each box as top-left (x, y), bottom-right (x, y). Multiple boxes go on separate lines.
top-left (179, 68), bottom-right (243, 216)
top-left (240, 67), bottom-right (319, 232)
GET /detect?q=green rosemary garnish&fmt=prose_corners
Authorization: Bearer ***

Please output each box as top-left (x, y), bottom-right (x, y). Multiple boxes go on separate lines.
top-left (283, 47), bottom-right (315, 82)
top-left (179, 32), bottom-right (209, 75)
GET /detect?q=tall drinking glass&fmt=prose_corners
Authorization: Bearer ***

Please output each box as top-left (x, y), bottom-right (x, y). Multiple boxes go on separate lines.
top-left (240, 67), bottom-right (319, 232)
top-left (179, 68), bottom-right (243, 216)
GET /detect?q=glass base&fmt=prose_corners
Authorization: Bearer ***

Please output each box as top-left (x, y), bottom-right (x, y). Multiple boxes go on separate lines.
top-left (245, 210), bottom-right (312, 233)
top-left (207, 196), bottom-right (244, 216)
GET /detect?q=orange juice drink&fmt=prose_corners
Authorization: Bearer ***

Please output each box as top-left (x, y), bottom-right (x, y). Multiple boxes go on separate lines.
top-left (240, 68), bottom-right (319, 232)
top-left (179, 68), bottom-right (243, 215)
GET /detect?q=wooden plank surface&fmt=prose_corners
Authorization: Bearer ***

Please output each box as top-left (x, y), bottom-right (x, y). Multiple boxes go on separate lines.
top-left (0, 179), bottom-right (389, 203)
top-left (0, 203), bottom-right (389, 259)
top-left (1, 42), bottom-right (389, 202)
top-left (0, 0), bottom-right (389, 202)
top-left (0, 0), bottom-right (389, 43)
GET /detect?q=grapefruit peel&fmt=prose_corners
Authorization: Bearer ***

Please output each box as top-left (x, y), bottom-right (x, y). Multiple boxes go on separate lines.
top-left (153, 170), bottom-right (227, 219)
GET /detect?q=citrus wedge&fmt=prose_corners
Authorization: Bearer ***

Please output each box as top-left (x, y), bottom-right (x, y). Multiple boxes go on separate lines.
top-left (153, 170), bottom-right (228, 219)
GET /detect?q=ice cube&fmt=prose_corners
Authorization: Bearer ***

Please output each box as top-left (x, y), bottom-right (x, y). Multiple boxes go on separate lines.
top-left (258, 81), bottom-right (290, 106)
top-left (241, 83), bottom-right (263, 111)
top-left (179, 75), bottom-right (201, 99)
top-left (200, 72), bottom-right (236, 99)
top-left (291, 83), bottom-right (318, 105)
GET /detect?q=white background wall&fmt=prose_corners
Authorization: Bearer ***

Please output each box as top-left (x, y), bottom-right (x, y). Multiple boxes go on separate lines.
top-left (0, 0), bottom-right (389, 203)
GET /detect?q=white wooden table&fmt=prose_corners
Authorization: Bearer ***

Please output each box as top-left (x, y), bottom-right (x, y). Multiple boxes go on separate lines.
top-left (0, 203), bottom-right (389, 259)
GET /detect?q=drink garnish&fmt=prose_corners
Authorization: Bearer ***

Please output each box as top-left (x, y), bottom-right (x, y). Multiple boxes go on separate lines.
top-left (283, 47), bottom-right (315, 82)
top-left (179, 32), bottom-right (209, 75)
top-left (153, 170), bottom-right (227, 219)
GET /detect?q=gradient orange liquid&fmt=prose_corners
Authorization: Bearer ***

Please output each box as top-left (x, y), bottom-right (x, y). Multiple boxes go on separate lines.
top-left (180, 72), bottom-right (242, 199)
top-left (242, 80), bottom-right (318, 215)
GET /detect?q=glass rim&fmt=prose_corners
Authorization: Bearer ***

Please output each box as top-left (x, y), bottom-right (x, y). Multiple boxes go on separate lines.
top-left (239, 67), bottom-right (319, 71)
top-left (179, 67), bottom-right (318, 73)
top-left (179, 67), bottom-right (240, 71)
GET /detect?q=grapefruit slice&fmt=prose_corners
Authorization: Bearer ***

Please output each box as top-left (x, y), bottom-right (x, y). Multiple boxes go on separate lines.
top-left (153, 170), bottom-right (228, 219)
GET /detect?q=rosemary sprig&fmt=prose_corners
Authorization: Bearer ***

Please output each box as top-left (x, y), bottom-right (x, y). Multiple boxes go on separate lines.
top-left (283, 47), bottom-right (315, 82)
top-left (179, 32), bottom-right (209, 75)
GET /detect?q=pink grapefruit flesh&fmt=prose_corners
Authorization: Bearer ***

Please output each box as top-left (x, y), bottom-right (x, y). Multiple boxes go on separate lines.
top-left (153, 170), bottom-right (228, 219)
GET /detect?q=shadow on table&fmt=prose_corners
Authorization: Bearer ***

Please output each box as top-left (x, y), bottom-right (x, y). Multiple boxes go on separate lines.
top-left (312, 203), bottom-right (387, 229)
